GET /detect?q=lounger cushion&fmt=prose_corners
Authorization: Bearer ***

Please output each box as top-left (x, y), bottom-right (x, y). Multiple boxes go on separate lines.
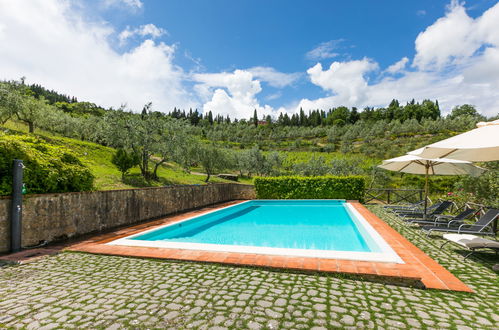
top-left (443, 234), bottom-right (499, 249)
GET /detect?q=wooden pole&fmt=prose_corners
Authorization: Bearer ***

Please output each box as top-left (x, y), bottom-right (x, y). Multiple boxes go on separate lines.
top-left (424, 164), bottom-right (429, 219)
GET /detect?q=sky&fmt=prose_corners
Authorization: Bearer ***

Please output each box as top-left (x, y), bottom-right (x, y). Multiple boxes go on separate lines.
top-left (0, 0), bottom-right (499, 118)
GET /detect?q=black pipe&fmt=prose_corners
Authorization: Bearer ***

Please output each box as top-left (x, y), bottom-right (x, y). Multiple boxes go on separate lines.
top-left (11, 159), bottom-right (23, 253)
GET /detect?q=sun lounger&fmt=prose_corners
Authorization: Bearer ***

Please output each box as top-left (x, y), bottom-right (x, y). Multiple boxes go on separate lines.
top-left (392, 200), bottom-right (440, 215)
top-left (393, 200), bottom-right (446, 216)
top-left (398, 201), bottom-right (453, 220)
top-left (441, 234), bottom-right (499, 259)
top-left (384, 200), bottom-right (425, 212)
top-left (406, 208), bottom-right (476, 226)
top-left (423, 208), bottom-right (499, 236)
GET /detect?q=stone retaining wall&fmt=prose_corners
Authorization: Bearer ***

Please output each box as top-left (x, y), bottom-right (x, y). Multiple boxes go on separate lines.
top-left (0, 184), bottom-right (255, 253)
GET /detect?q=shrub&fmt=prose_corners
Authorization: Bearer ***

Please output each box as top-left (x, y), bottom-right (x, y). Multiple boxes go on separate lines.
top-left (112, 148), bottom-right (139, 180)
top-left (254, 176), bottom-right (366, 201)
top-left (0, 134), bottom-right (94, 195)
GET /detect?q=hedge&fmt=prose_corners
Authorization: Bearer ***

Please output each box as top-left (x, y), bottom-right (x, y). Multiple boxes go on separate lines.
top-left (254, 176), bottom-right (366, 201)
top-left (0, 134), bottom-right (94, 195)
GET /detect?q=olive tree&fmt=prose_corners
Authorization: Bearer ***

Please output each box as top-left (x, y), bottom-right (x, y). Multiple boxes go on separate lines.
top-left (150, 119), bottom-right (193, 180)
top-left (0, 81), bottom-right (25, 124)
top-left (292, 156), bottom-right (330, 176)
top-left (103, 104), bottom-right (160, 180)
top-left (104, 103), bottom-right (197, 181)
top-left (246, 146), bottom-right (268, 176)
top-left (16, 95), bottom-right (50, 133)
top-left (329, 158), bottom-right (364, 176)
top-left (194, 143), bottom-right (231, 182)
top-left (266, 151), bottom-right (284, 176)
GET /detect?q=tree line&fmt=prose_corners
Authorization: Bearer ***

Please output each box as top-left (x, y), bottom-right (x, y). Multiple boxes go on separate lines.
top-left (166, 99), bottom-right (444, 127)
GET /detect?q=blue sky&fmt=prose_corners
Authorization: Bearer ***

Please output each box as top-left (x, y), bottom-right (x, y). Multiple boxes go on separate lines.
top-left (1, 0), bottom-right (498, 117)
top-left (107, 0), bottom-right (459, 107)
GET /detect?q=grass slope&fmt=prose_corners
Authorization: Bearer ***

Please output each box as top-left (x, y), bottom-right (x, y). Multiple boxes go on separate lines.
top-left (1, 121), bottom-right (234, 191)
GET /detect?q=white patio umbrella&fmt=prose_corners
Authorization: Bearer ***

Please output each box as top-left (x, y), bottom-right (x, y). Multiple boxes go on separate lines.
top-left (408, 119), bottom-right (499, 162)
top-left (378, 155), bottom-right (486, 215)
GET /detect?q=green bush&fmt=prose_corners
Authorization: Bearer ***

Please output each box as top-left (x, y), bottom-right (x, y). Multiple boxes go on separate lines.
top-left (0, 134), bottom-right (94, 195)
top-left (254, 176), bottom-right (366, 201)
top-left (112, 148), bottom-right (140, 180)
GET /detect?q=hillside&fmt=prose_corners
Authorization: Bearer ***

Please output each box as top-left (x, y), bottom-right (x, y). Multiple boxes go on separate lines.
top-left (0, 120), bottom-right (460, 197)
top-left (1, 121), bottom-right (236, 192)
top-left (1, 80), bottom-right (497, 205)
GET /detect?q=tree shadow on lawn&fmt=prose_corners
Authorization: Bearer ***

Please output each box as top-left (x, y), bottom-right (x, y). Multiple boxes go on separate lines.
top-left (122, 173), bottom-right (177, 187)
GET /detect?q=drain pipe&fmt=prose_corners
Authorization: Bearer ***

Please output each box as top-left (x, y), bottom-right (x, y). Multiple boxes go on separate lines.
top-left (11, 159), bottom-right (23, 253)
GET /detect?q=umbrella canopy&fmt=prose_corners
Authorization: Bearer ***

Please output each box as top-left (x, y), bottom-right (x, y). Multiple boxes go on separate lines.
top-left (408, 119), bottom-right (499, 162)
top-left (378, 155), bottom-right (486, 215)
top-left (379, 155), bottom-right (486, 176)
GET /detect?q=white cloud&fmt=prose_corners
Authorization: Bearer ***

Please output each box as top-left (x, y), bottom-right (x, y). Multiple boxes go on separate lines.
top-left (247, 66), bottom-right (301, 88)
top-left (413, 0), bottom-right (499, 72)
top-left (414, 1), bottom-right (478, 70)
top-left (417, 10), bottom-right (427, 16)
top-left (305, 59), bottom-right (378, 106)
top-left (0, 0), bottom-right (194, 112)
top-left (184, 50), bottom-right (204, 72)
top-left (295, 1), bottom-right (499, 117)
top-left (103, 0), bottom-right (143, 10)
top-left (306, 40), bottom-right (344, 60)
top-left (192, 66), bottom-right (300, 118)
top-left (193, 70), bottom-right (276, 119)
top-left (386, 57), bottom-right (409, 74)
top-left (265, 92), bottom-right (282, 101)
top-left (119, 24), bottom-right (167, 45)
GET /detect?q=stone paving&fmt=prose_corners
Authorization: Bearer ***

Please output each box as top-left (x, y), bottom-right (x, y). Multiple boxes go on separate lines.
top-left (0, 206), bottom-right (498, 329)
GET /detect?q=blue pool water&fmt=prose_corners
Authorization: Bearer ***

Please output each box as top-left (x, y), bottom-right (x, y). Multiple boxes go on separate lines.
top-left (132, 200), bottom-right (381, 253)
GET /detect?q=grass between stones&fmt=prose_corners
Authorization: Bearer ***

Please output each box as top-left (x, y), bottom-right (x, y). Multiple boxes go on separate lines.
top-left (0, 205), bottom-right (498, 329)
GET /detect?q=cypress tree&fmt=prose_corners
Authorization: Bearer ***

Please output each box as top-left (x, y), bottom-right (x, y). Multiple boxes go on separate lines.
top-left (208, 111), bottom-right (214, 125)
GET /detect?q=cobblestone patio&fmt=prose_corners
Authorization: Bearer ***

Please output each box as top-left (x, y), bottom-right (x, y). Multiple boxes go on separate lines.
top-left (0, 206), bottom-right (498, 329)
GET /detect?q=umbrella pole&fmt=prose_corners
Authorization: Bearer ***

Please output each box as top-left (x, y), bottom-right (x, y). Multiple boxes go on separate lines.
top-left (424, 165), bottom-right (429, 219)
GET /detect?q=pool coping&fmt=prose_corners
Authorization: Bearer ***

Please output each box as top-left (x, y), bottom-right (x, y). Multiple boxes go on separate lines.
top-left (66, 200), bottom-right (473, 292)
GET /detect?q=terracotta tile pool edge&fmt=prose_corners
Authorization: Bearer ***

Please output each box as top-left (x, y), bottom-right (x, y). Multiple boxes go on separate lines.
top-left (66, 200), bottom-right (473, 293)
top-left (349, 202), bottom-right (472, 292)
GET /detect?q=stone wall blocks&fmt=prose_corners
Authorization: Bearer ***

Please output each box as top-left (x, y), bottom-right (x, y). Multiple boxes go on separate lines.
top-left (0, 184), bottom-right (255, 253)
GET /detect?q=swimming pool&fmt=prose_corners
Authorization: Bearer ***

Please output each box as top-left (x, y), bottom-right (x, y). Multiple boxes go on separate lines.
top-left (108, 200), bottom-right (403, 263)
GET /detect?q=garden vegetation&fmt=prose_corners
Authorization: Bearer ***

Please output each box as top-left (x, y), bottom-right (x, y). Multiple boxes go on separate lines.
top-left (0, 133), bottom-right (94, 195)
